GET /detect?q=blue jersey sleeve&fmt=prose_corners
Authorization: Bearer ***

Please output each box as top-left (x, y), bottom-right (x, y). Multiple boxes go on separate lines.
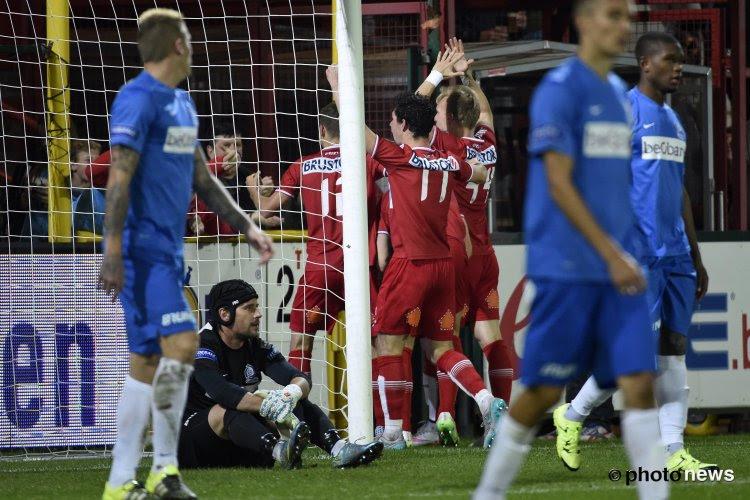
top-left (528, 80), bottom-right (577, 158)
top-left (110, 86), bottom-right (154, 153)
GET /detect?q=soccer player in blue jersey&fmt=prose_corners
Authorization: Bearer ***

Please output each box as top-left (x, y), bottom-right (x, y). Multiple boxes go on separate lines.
top-left (99, 9), bottom-right (274, 500)
top-left (475, 1), bottom-right (668, 499)
top-left (554, 32), bottom-right (716, 473)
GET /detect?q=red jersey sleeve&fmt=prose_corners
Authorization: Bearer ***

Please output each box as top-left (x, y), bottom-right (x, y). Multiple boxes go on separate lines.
top-left (378, 195), bottom-right (391, 234)
top-left (431, 127), bottom-right (465, 157)
top-left (474, 125), bottom-right (496, 148)
top-left (366, 155), bottom-right (386, 181)
top-left (207, 156), bottom-right (223, 176)
top-left (452, 155), bottom-right (473, 183)
top-left (446, 195), bottom-right (465, 241)
top-left (278, 160), bottom-right (302, 199)
top-left (371, 136), bottom-right (406, 168)
top-left (84, 150), bottom-right (111, 188)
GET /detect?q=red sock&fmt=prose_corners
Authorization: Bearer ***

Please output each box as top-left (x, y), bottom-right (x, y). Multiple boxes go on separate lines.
top-left (377, 355), bottom-right (405, 428)
top-left (483, 340), bottom-right (513, 402)
top-left (288, 349), bottom-right (312, 375)
top-left (437, 369), bottom-right (458, 417)
top-left (372, 357), bottom-right (384, 427)
top-left (402, 347), bottom-right (413, 433)
top-left (436, 350), bottom-right (486, 398)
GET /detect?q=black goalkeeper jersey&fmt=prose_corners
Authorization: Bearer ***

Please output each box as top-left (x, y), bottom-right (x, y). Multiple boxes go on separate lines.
top-left (184, 322), bottom-right (309, 415)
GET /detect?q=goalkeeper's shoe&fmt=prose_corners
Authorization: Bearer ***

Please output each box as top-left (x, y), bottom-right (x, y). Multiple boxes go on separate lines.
top-left (553, 403), bottom-right (582, 471)
top-left (145, 465), bottom-right (197, 499)
top-left (412, 420), bottom-right (439, 446)
top-left (437, 412), bottom-right (459, 447)
top-left (666, 448), bottom-right (718, 472)
top-left (277, 420), bottom-right (310, 469)
top-left (102, 480), bottom-right (152, 500)
top-left (332, 441), bottom-right (384, 468)
top-left (378, 432), bottom-right (408, 450)
top-left (482, 398), bottom-right (508, 449)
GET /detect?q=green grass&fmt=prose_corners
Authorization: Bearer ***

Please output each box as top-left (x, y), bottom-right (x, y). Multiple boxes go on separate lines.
top-left (0, 435), bottom-right (748, 499)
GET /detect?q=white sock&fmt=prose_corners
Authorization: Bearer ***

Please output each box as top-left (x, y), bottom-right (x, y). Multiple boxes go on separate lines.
top-left (622, 408), bottom-right (669, 500)
top-left (476, 389), bottom-right (494, 417)
top-left (423, 373), bottom-right (438, 422)
top-left (569, 376), bottom-right (616, 421)
top-left (151, 357), bottom-right (194, 472)
top-left (654, 355), bottom-right (688, 454)
top-left (474, 415), bottom-right (536, 499)
top-left (108, 376), bottom-right (152, 486)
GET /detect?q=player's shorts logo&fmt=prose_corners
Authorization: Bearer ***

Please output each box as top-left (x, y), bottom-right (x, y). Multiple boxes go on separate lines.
top-left (406, 307), bottom-right (421, 328)
top-left (486, 289), bottom-right (500, 309)
top-left (439, 310), bottom-right (455, 331)
top-left (539, 363), bottom-right (577, 379)
top-left (161, 309), bottom-right (194, 327)
top-left (306, 305), bottom-right (323, 325)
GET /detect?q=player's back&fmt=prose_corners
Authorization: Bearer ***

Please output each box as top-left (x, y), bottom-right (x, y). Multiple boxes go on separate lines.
top-left (628, 86), bottom-right (690, 258)
top-left (109, 70), bottom-right (198, 258)
top-left (279, 146), bottom-right (382, 270)
top-left (372, 139), bottom-right (471, 260)
top-left (431, 126), bottom-right (496, 253)
top-left (524, 57), bottom-right (636, 281)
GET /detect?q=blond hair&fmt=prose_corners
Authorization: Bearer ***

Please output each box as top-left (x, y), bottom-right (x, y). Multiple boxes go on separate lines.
top-left (436, 86), bottom-right (480, 130)
top-left (137, 8), bottom-right (186, 63)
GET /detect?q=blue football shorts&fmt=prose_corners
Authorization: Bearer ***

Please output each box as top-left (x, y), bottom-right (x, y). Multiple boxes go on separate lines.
top-left (119, 253), bottom-right (196, 355)
top-left (643, 253), bottom-right (697, 336)
top-left (521, 279), bottom-right (657, 389)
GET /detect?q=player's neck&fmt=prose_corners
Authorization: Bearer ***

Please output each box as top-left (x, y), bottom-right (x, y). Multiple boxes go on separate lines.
top-left (577, 44), bottom-right (613, 80)
top-left (402, 135), bottom-right (430, 149)
top-left (218, 326), bottom-right (244, 349)
top-left (144, 62), bottom-right (186, 88)
top-left (637, 81), bottom-right (665, 106)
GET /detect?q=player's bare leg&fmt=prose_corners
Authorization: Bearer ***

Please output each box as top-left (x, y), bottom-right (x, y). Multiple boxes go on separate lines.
top-left (146, 331), bottom-right (198, 499)
top-left (657, 328), bottom-right (717, 471)
top-left (376, 333), bottom-right (408, 449)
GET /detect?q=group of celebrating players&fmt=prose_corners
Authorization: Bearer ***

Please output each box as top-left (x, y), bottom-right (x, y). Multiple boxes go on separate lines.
top-left (97, 0), bottom-right (720, 499)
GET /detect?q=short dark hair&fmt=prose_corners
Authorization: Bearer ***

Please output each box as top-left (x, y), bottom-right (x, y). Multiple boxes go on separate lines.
top-left (137, 8), bottom-right (186, 63)
top-left (635, 32), bottom-right (680, 62)
top-left (211, 123), bottom-right (238, 139)
top-left (393, 93), bottom-right (436, 139)
top-left (573, 0), bottom-right (597, 16)
top-left (319, 102), bottom-right (339, 139)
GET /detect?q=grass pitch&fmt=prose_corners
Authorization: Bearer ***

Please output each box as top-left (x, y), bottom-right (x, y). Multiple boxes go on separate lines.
top-left (0, 435), bottom-right (747, 499)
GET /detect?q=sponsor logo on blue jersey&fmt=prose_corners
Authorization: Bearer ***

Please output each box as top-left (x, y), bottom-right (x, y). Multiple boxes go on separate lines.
top-left (583, 122), bottom-right (631, 158)
top-left (163, 126), bottom-right (197, 154)
top-left (641, 136), bottom-right (686, 162)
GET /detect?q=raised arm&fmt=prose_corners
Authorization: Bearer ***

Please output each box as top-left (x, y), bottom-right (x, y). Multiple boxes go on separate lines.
top-left (326, 65), bottom-right (378, 154)
top-left (99, 144), bottom-right (140, 301)
top-left (682, 187), bottom-right (708, 300)
top-left (415, 42), bottom-right (469, 98)
top-left (544, 151), bottom-right (644, 294)
top-left (450, 38), bottom-right (493, 131)
top-left (246, 172), bottom-right (293, 218)
top-left (193, 147), bottom-right (274, 263)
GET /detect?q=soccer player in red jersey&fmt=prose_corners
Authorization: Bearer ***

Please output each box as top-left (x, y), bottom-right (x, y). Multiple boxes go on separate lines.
top-left (416, 39), bottom-right (514, 416)
top-left (327, 65), bottom-right (506, 450)
top-left (249, 102), bottom-right (382, 377)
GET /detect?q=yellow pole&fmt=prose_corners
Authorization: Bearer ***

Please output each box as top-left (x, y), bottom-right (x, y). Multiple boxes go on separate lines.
top-left (46, 0), bottom-right (72, 242)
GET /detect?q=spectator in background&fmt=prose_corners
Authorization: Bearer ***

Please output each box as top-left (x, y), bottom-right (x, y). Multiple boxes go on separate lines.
top-left (70, 139), bottom-right (106, 235)
top-left (188, 126), bottom-right (280, 236)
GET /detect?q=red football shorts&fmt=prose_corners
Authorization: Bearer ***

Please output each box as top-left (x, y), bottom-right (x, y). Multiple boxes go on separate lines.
top-left (466, 251), bottom-right (500, 323)
top-left (373, 257), bottom-right (455, 341)
top-left (289, 266), bottom-right (345, 335)
top-left (449, 236), bottom-right (469, 319)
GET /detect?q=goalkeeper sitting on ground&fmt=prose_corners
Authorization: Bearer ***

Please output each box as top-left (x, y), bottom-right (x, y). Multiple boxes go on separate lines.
top-left (178, 279), bottom-right (383, 469)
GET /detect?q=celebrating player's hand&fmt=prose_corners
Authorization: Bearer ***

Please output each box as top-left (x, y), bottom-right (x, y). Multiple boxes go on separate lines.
top-left (432, 44), bottom-right (468, 79)
top-left (259, 175), bottom-right (275, 197)
top-left (607, 251), bottom-right (646, 295)
top-left (98, 252), bottom-right (125, 302)
top-left (447, 37), bottom-right (474, 75)
top-left (326, 65), bottom-right (339, 91)
top-left (245, 223), bottom-right (274, 264)
top-left (220, 148), bottom-right (239, 179)
top-left (695, 261), bottom-right (709, 301)
top-left (251, 211), bottom-right (282, 229)
top-left (190, 213), bottom-right (205, 236)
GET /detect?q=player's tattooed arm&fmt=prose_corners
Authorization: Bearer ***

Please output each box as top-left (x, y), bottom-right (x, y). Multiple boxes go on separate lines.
top-left (193, 146), bottom-right (274, 263)
top-left (99, 144), bottom-right (140, 301)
